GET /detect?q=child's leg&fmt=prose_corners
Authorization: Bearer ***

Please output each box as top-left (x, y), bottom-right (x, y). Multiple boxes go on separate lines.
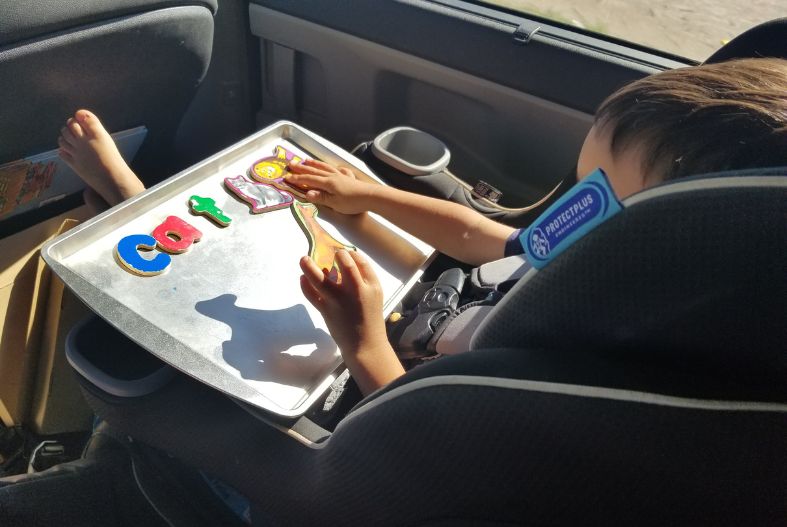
top-left (57, 109), bottom-right (145, 213)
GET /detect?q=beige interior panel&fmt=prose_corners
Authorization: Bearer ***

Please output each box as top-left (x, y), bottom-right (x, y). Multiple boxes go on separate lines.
top-left (0, 206), bottom-right (89, 427)
top-left (31, 227), bottom-right (93, 435)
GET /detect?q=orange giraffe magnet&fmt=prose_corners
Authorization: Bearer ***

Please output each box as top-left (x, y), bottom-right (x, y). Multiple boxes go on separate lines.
top-left (291, 201), bottom-right (355, 282)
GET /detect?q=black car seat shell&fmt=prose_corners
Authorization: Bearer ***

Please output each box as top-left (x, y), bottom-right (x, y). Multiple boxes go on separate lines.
top-left (74, 362), bottom-right (786, 526)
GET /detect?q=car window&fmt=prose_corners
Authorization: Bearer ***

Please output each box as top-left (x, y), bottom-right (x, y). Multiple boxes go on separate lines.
top-left (476, 0), bottom-right (783, 62)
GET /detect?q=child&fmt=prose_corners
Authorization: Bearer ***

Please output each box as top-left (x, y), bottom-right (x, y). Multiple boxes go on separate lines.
top-left (58, 58), bottom-right (787, 396)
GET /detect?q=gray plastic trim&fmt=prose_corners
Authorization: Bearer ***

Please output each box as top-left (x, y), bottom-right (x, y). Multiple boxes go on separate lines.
top-left (623, 175), bottom-right (787, 207)
top-left (284, 373), bottom-right (787, 449)
top-left (371, 126), bottom-right (451, 176)
top-left (349, 375), bottom-right (787, 423)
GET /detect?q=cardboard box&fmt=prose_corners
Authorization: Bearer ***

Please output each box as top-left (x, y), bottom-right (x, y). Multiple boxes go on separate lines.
top-left (0, 207), bottom-right (90, 428)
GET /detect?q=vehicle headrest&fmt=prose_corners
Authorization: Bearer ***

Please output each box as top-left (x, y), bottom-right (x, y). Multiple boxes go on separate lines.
top-left (471, 168), bottom-right (787, 392)
top-left (705, 17), bottom-right (787, 63)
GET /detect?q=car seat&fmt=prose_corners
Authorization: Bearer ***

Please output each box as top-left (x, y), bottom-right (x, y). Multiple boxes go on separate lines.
top-left (705, 17), bottom-right (787, 63)
top-left (64, 169), bottom-right (787, 526)
top-left (0, 0), bottom-right (218, 201)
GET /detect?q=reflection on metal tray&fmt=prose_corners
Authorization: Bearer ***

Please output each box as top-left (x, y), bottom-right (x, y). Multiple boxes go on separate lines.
top-left (42, 121), bottom-right (434, 417)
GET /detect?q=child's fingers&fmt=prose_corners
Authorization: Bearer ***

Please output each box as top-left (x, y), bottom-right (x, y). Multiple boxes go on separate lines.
top-left (287, 161), bottom-right (316, 174)
top-left (348, 251), bottom-right (379, 286)
top-left (299, 256), bottom-right (329, 293)
top-left (304, 190), bottom-right (327, 205)
top-left (288, 162), bottom-right (334, 179)
top-left (334, 250), bottom-right (363, 288)
top-left (300, 275), bottom-right (325, 310)
top-left (303, 159), bottom-right (338, 172)
top-left (57, 135), bottom-right (73, 152)
top-left (286, 172), bottom-right (331, 190)
top-left (66, 118), bottom-right (84, 139)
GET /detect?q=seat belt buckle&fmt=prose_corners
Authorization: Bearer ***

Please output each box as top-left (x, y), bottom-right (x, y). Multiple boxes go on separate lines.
top-left (388, 268), bottom-right (466, 359)
top-left (471, 180), bottom-right (503, 203)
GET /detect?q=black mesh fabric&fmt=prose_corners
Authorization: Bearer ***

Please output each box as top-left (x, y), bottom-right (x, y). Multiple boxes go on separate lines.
top-left (0, 431), bottom-right (169, 527)
top-left (471, 179), bottom-right (787, 399)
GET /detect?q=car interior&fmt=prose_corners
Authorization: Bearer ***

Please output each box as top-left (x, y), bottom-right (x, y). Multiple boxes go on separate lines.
top-left (0, 1), bottom-right (785, 525)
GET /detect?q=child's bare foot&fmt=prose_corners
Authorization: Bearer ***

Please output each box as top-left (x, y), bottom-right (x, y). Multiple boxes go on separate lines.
top-left (57, 109), bottom-right (145, 210)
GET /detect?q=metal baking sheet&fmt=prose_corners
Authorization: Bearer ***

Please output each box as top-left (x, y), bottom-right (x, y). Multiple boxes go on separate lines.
top-left (42, 121), bottom-right (434, 417)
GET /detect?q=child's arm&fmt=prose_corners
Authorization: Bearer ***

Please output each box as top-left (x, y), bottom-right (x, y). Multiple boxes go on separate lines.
top-left (287, 160), bottom-right (516, 266)
top-left (299, 249), bottom-right (405, 396)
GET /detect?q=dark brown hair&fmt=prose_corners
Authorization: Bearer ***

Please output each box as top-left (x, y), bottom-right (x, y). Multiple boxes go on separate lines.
top-left (594, 58), bottom-right (787, 182)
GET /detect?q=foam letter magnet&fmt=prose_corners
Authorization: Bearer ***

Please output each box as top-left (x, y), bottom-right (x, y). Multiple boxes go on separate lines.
top-left (188, 195), bottom-right (232, 227)
top-left (152, 216), bottom-right (203, 254)
top-left (115, 234), bottom-right (172, 276)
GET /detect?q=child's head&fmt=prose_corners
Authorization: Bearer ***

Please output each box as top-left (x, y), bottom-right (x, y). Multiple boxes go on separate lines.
top-left (577, 58), bottom-right (787, 198)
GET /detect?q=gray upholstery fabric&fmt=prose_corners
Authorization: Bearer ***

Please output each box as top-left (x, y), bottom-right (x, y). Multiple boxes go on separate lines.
top-left (0, 6), bottom-right (213, 185)
top-left (0, 427), bottom-right (245, 527)
top-left (0, 0), bottom-right (217, 46)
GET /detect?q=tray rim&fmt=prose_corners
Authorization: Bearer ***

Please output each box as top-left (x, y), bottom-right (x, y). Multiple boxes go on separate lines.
top-left (41, 120), bottom-right (436, 417)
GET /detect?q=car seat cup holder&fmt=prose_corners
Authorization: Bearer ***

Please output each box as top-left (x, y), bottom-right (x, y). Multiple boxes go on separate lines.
top-left (65, 315), bottom-right (175, 398)
top-left (371, 127), bottom-right (451, 176)
top-left (360, 126), bottom-right (563, 226)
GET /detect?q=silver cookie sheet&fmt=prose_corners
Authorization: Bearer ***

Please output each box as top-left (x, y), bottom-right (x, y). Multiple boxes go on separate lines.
top-left (42, 121), bottom-right (434, 417)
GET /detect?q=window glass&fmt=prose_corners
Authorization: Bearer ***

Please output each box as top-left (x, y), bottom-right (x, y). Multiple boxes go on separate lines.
top-left (479, 1), bottom-right (783, 62)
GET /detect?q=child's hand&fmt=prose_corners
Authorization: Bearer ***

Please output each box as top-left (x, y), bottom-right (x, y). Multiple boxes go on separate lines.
top-left (299, 249), bottom-right (386, 355)
top-left (286, 159), bottom-right (376, 215)
top-left (299, 250), bottom-right (405, 394)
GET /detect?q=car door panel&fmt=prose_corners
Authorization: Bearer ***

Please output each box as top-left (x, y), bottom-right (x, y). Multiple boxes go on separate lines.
top-left (249, 0), bottom-right (683, 205)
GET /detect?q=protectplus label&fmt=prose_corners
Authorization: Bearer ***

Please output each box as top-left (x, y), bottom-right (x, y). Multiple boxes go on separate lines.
top-left (520, 168), bottom-right (623, 269)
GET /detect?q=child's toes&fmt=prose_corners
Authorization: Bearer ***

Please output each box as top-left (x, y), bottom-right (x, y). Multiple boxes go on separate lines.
top-left (57, 134), bottom-right (73, 152)
top-left (66, 117), bottom-right (85, 139)
top-left (60, 126), bottom-right (77, 145)
top-left (58, 147), bottom-right (73, 163)
top-left (75, 109), bottom-right (108, 139)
